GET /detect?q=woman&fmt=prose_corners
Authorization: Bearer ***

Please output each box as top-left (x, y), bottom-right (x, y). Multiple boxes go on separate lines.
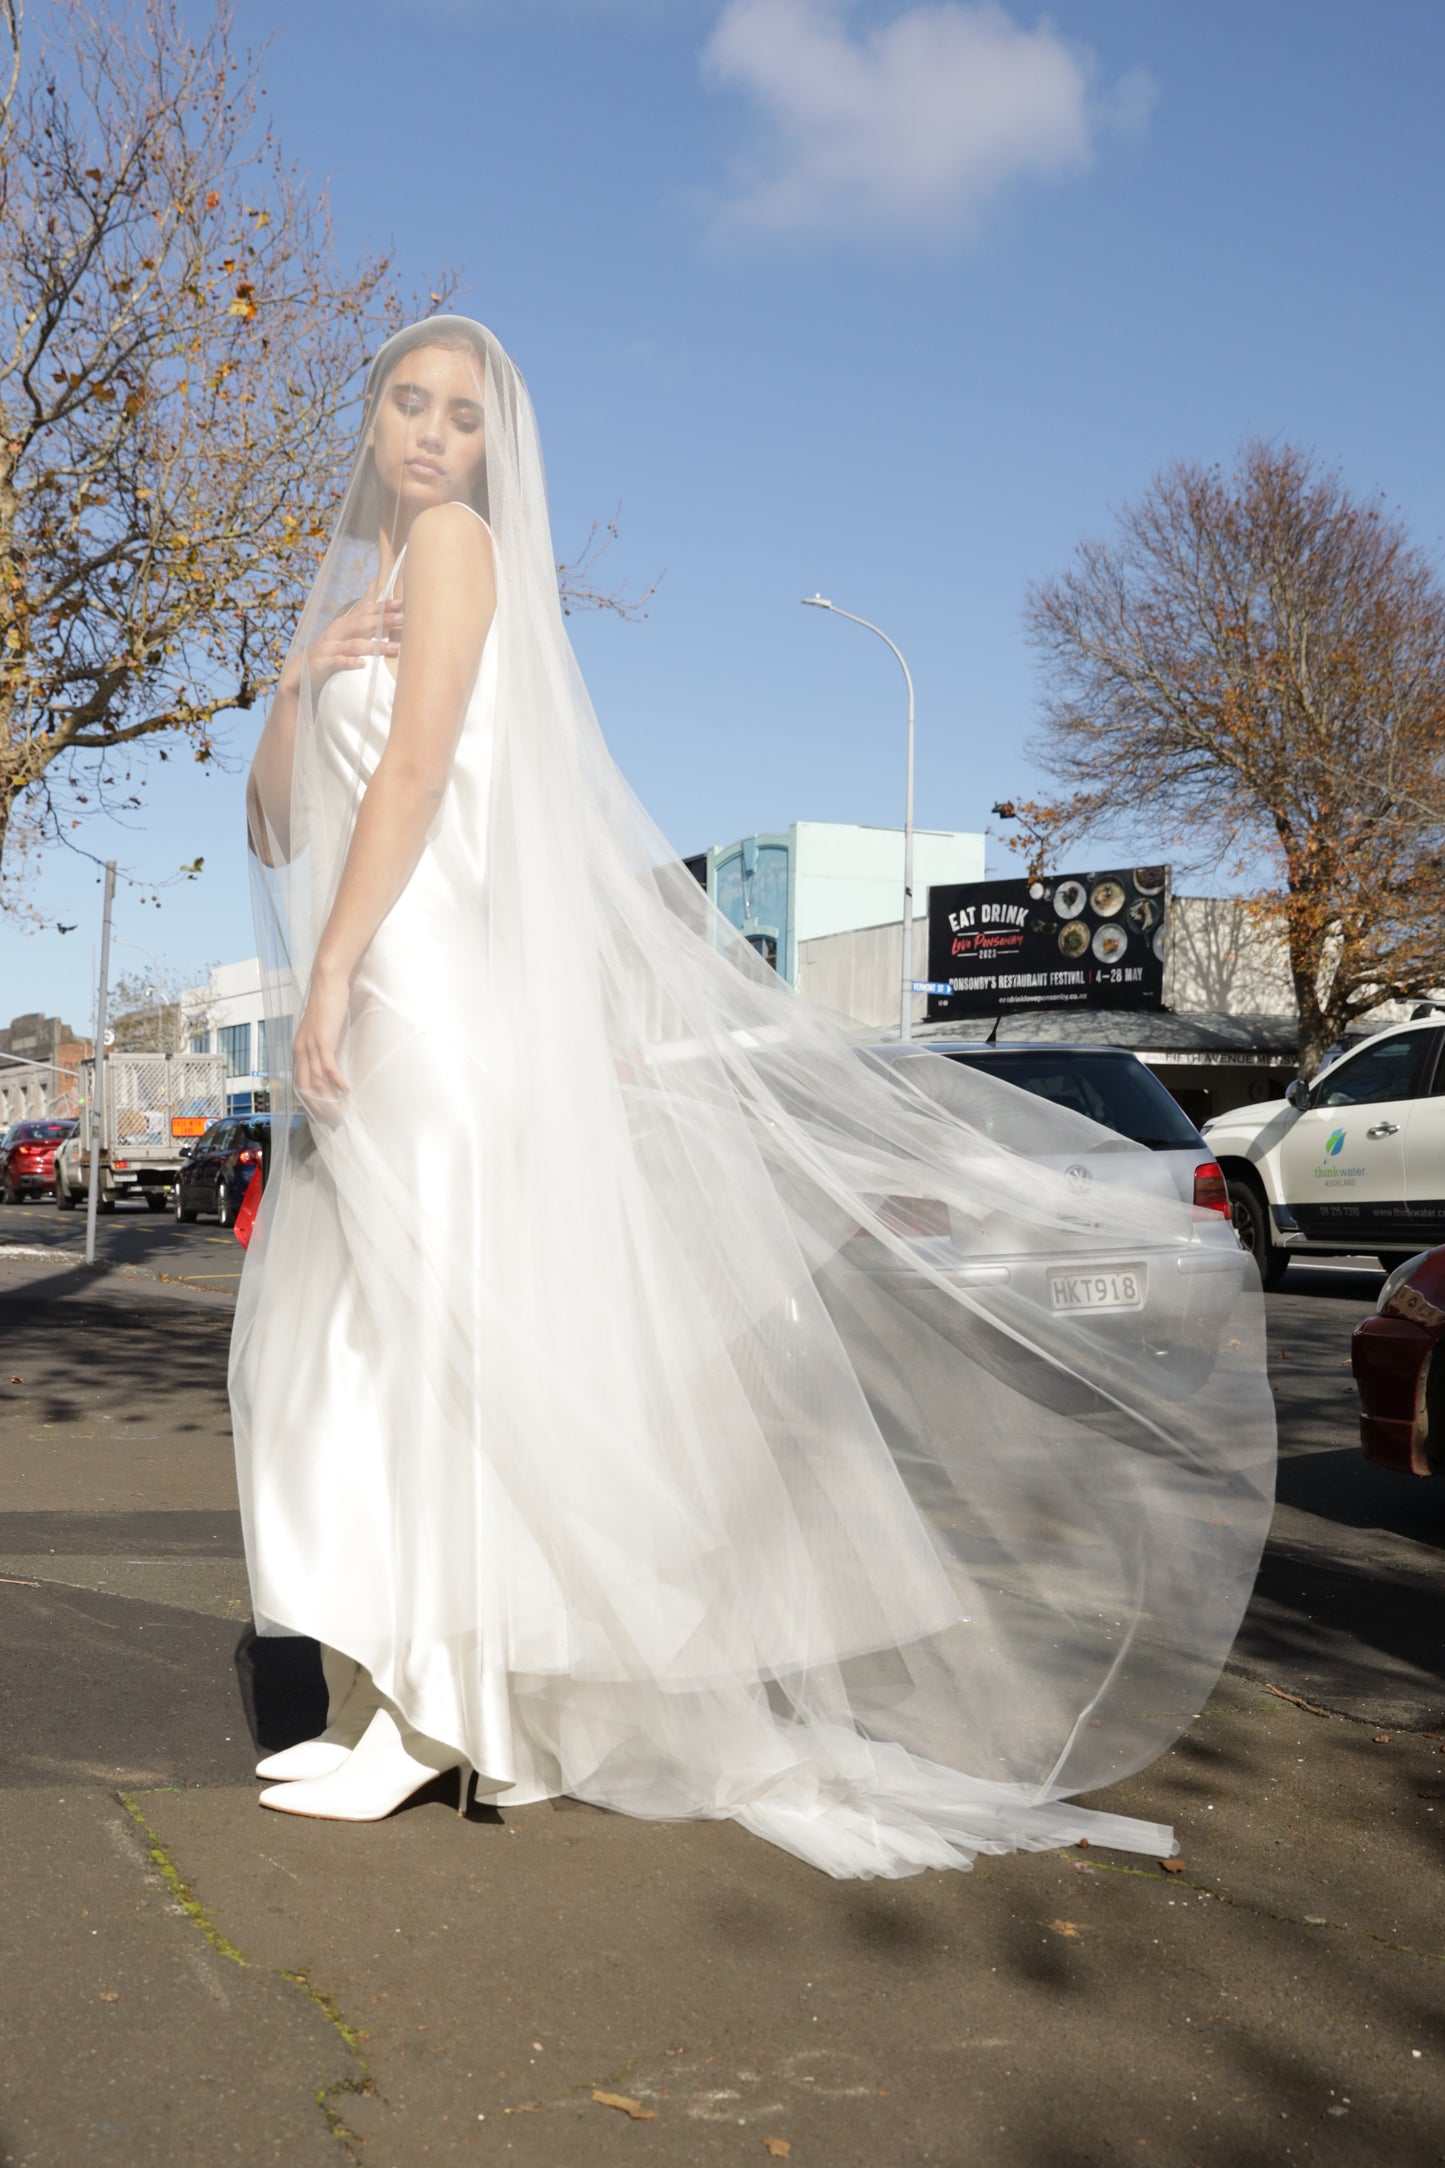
top-left (231, 317), bottom-right (1275, 1877)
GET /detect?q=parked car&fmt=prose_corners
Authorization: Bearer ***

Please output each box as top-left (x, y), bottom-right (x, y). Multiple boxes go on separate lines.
top-left (1201, 1016), bottom-right (1445, 1287)
top-left (52, 1129), bottom-right (84, 1211)
top-left (0, 1118), bottom-right (77, 1203)
top-left (173, 1116), bottom-right (270, 1227)
top-left (859, 1042), bottom-right (1244, 1410)
top-left (929, 1043), bottom-right (1232, 1216)
top-left (1350, 1245), bottom-right (1445, 1476)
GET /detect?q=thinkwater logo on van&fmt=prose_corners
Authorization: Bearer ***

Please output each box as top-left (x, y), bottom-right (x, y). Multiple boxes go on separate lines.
top-left (1315, 1126), bottom-right (1365, 1182)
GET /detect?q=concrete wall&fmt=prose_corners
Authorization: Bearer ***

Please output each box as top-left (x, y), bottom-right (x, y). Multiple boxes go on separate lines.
top-left (797, 916), bottom-right (930, 1032)
top-left (1164, 896), bottom-right (1294, 1015)
top-left (799, 894), bottom-right (1299, 1035)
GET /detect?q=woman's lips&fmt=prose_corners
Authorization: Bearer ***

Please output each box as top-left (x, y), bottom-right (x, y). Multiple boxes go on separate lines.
top-left (406, 458), bottom-right (444, 479)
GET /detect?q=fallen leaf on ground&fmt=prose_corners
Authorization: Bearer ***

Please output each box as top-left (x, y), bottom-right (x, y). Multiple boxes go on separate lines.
top-left (7, 1375), bottom-right (21, 1384)
top-left (1160, 1858), bottom-right (1186, 1874)
top-left (1373, 1734), bottom-right (1391, 1745)
top-left (764, 2143), bottom-right (792, 2160)
top-left (1049, 1919), bottom-right (1083, 1937)
top-left (1416, 1786), bottom-right (1444, 1801)
top-left (593, 2091), bottom-right (655, 2121)
top-left (99, 1991), bottom-right (118, 2002)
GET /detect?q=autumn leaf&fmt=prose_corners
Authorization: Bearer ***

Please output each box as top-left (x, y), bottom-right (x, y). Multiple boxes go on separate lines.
top-left (1159, 1858), bottom-right (1186, 1875)
top-left (764, 2143), bottom-right (792, 2160)
top-left (592, 2091), bottom-right (655, 2121)
top-left (1049, 1919), bottom-right (1083, 1937)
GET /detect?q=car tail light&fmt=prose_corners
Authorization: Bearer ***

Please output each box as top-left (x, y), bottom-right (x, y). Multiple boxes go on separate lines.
top-left (1192, 1161), bottom-right (1230, 1215)
top-left (237, 1148), bottom-right (262, 1166)
top-left (114, 1159), bottom-right (128, 1170)
top-left (878, 1195), bottom-right (952, 1239)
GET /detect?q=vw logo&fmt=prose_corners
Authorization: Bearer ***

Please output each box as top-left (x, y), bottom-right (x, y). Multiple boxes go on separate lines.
top-left (1065, 1163), bottom-right (1093, 1191)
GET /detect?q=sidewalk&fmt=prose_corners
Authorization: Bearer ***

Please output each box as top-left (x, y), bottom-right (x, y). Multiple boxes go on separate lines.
top-left (2, 1250), bottom-right (1442, 2166)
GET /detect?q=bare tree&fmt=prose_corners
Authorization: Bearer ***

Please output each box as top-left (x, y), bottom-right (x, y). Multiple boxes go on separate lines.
top-left (1018, 441), bottom-right (1445, 1068)
top-left (0, 0), bottom-right (429, 896)
top-left (0, 1), bottom-right (656, 909)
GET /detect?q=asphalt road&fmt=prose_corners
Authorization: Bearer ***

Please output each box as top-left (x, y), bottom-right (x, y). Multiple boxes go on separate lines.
top-left (0, 1190), bottom-right (245, 1294)
top-left (2, 1219), bottom-right (1441, 1727)
top-left (1, 1242), bottom-right (1442, 2165)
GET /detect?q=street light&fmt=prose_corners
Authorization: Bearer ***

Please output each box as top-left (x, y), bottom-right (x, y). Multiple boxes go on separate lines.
top-left (802, 594), bottom-right (918, 1041)
top-left (111, 935), bottom-right (170, 1050)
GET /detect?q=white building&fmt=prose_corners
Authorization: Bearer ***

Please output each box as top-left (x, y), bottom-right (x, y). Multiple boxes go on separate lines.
top-left (180, 958), bottom-right (276, 1115)
top-left (688, 820), bottom-right (986, 989)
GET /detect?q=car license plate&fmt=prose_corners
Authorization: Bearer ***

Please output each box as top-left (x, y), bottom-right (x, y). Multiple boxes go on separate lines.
top-left (1048, 1266), bottom-right (1145, 1313)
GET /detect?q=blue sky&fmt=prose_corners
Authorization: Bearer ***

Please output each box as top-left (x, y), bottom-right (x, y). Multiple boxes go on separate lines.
top-left (6, 0), bottom-right (1445, 1030)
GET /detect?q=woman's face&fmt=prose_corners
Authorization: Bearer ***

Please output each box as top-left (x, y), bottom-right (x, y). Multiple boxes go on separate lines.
top-left (368, 344), bottom-right (487, 524)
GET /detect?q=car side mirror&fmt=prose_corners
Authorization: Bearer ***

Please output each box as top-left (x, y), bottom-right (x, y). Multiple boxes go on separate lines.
top-left (1284, 1077), bottom-right (1311, 1112)
top-left (178, 1144), bottom-right (193, 1159)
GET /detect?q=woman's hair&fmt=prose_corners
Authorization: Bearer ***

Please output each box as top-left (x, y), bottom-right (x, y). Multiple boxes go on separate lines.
top-left (340, 319), bottom-right (493, 539)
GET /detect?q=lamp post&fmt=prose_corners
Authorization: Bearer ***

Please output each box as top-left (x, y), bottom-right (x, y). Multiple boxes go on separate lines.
top-left (802, 595), bottom-right (917, 1041)
top-left (111, 935), bottom-right (170, 1050)
top-left (84, 861), bottom-right (117, 1265)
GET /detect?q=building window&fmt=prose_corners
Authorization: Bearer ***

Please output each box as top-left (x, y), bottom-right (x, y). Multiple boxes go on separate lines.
top-left (219, 1022), bottom-right (252, 1077)
top-left (189, 1030), bottom-right (212, 1055)
top-left (714, 838), bottom-right (789, 977)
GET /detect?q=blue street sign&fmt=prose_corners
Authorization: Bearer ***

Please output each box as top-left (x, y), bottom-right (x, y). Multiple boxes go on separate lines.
top-left (910, 981), bottom-right (954, 996)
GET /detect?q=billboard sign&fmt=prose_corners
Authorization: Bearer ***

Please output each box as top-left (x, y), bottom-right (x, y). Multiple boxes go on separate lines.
top-left (925, 867), bottom-right (1169, 1021)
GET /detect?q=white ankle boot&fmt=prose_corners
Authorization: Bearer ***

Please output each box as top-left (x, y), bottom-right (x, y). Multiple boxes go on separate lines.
top-left (258, 1705), bottom-right (471, 1822)
top-left (254, 1651), bottom-right (382, 1781)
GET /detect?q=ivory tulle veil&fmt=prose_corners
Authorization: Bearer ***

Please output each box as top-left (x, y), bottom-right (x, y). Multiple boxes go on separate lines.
top-left (229, 316), bottom-right (1275, 1879)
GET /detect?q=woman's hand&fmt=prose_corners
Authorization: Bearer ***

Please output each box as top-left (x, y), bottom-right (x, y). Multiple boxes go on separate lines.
top-left (292, 964), bottom-right (351, 1125)
top-left (280, 599), bottom-right (403, 700)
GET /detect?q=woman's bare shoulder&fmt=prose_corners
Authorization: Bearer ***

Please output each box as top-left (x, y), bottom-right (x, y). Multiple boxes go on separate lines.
top-left (407, 500), bottom-right (496, 571)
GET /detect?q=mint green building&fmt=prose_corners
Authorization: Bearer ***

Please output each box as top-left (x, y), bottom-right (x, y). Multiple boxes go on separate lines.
top-left (689, 820), bottom-right (985, 986)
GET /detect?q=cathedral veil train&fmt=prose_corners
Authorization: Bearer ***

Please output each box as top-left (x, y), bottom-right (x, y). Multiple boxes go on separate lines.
top-left (228, 314), bottom-right (1276, 1879)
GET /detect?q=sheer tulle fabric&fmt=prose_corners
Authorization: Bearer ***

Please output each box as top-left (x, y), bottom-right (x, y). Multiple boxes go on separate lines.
top-left (230, 317), bottom-right (1275, 1878)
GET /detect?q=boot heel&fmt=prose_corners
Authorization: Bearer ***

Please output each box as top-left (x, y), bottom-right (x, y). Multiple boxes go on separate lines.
top-left (457, 1764), bottom-right (473, 1818)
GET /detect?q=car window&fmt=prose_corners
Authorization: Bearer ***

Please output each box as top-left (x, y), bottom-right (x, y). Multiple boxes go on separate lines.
top-left (941, 1050), bottom-right (1203, 1149)
top-left (199, 1123), bottom-right (231, 1152)
top-left (1314, 1032), bottom-right (1435, 1108)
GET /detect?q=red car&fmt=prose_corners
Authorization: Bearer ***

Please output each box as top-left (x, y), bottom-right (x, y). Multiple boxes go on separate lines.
top-left (0, 1118), bottom-right (77, 1204)
top-left (1351, 1246), bottom-right (1445, 1476)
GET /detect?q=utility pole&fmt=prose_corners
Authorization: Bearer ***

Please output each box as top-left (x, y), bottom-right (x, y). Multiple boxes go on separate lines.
top-left (802, 596), bottom-right (918, 1039)
top-left (84, 862), bottom-right (116, 1266)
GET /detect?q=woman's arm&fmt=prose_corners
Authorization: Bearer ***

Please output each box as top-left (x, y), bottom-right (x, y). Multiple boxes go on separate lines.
top-left (293, 504), bottom-right (496, 1109)
top-left (247, 597), bottom-right (406, 866)
top-left (246, 683), bottom-right (299, 867)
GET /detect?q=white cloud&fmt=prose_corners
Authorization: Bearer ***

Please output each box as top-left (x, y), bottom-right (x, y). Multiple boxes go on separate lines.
top-left (700, 0), bottom-right (1152, 242)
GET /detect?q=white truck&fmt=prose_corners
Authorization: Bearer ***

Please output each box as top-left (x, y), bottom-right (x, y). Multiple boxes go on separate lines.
top-left (1201, 1015), bottom-right (1445, 1287)
top-left (56, 1051), bottom-right (227, 1213)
